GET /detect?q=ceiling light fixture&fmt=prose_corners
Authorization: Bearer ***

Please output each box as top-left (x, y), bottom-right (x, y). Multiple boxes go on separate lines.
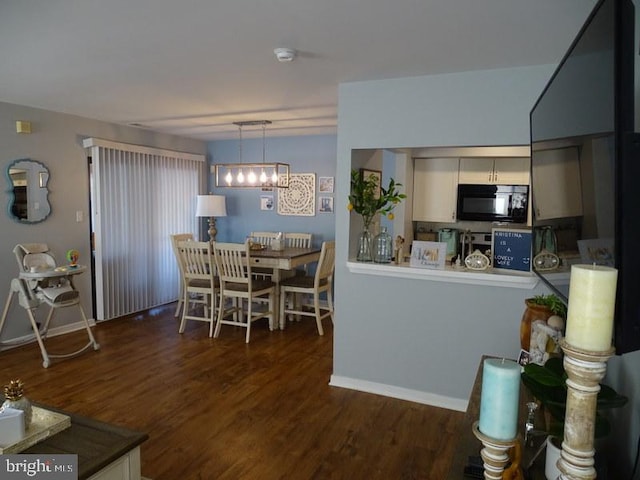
top-left (274, 47), bottom-right (296, 62)
top-left (214, 120), bottom-right (290, 188)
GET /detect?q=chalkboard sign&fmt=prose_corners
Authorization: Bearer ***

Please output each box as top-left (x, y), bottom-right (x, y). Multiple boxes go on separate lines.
top-left (491, 228), bottom-right (532, 272)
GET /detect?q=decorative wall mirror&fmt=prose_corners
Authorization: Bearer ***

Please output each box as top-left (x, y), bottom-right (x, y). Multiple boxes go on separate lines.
top-left (6, 158), bottom-right (51, 223)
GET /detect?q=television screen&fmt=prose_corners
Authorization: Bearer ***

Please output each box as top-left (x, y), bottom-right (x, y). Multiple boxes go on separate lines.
top-left (530, 0), bottom-right (640, 354)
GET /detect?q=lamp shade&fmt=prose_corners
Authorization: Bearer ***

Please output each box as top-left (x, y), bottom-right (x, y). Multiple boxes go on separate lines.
top-left (196, 195), bottom-right (227, 217)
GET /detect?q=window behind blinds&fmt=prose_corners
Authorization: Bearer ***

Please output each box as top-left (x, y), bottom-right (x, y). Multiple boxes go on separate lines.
top-left (84, 138), bottom-right (204, 321)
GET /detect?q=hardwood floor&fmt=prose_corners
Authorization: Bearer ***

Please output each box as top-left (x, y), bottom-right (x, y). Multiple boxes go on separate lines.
top-left (1, 304), bottom-right (463, 479)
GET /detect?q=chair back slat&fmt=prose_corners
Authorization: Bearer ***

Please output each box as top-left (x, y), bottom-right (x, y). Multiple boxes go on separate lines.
top-left (178, 241), bottom-right (212, 281)
top-left (315, 241), bottom-right (336, 287)
top-left (250, 232), bottom-right (278, 247)
top-left (213, 242), bottom-right (249, 285)
top-left (285, 233), bottom-right (312, 248)
top-left (170, 233), bottom-right (194, 275)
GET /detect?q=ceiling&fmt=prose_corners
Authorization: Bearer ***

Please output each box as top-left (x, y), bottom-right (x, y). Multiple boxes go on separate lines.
top-left (0, 0), bottom-right (597, 141)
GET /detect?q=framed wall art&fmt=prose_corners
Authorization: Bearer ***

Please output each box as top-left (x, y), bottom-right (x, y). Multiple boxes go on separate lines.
top-left (319, 176), bottom-right (334, 193)
top-left (409, 241), bottom-right (447, 270)
top-left (277, 173), bottom-right (316, 216)
top-left (360, 169), bottom-right (381, 198)
top-left (319, 196), bottom-right (334, 213)
top-left (260, 195), bottom-right (274, 211)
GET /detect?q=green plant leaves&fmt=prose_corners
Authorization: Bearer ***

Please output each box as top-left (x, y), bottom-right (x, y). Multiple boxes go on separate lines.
top-left (530, 294), bottom-right (567, 317)
top-left (348, 169), bottom-right (406, 221)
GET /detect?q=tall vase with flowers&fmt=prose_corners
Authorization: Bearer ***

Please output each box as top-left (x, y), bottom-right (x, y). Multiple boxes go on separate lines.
top-left (347, 169), bottom-right (406, 262)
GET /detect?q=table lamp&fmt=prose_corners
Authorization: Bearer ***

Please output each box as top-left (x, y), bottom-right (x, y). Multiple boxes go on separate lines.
top-left (196, 195), bottom-right (227, 241)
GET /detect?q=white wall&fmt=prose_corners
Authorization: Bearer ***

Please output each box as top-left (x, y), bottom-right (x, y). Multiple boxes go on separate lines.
top-left (334, 62), bottom-right (640, 476)
top-left (0, 101), bottom-right (205, 342)
top-left (333, 65), bottom-right (555, 406)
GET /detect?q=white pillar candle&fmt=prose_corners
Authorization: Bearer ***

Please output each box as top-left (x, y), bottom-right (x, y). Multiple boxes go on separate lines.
top-left (478, 358), bottom-right (520, 440)
top-left (565, 264), bottom-right (618, 351)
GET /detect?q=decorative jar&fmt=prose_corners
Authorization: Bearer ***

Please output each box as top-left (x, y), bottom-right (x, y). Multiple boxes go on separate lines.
top-left (372, 227), bottom-right (392, 263)
top-left (357, 223), bottom-right (373, 262)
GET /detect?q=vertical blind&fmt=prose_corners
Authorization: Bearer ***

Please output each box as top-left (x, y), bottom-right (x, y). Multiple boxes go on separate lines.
top-left (84, 138), bottom-right (204, 321)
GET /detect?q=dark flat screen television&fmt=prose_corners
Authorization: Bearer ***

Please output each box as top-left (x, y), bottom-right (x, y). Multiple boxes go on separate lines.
top-left (530, 0), bottom-right (640, 354)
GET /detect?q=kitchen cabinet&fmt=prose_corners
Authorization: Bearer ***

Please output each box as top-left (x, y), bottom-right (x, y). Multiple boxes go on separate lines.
top-left (458, 157), bottom-right (530, 185)
top-left (412, 157), bottom-right (459, 222)
top-left (532, 147), bottom-right (582, 220)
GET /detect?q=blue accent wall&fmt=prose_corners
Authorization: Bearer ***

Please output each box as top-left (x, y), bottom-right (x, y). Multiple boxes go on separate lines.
top-left (206, 134), bottom-right (337, 247)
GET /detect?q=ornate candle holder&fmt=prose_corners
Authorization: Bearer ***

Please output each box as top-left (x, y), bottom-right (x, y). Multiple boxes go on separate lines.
top-left (472, 421), bottom-right (517, 480)
top-left (556, 339), bottom-right (615, 480)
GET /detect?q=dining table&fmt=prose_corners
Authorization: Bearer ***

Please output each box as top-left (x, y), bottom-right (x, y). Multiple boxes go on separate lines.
top-left (248, 246), bottom-right (321, 329)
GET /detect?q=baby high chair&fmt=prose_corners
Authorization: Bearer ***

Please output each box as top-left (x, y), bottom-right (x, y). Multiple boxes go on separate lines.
top-left (0, 243), bottom-right (100, 367)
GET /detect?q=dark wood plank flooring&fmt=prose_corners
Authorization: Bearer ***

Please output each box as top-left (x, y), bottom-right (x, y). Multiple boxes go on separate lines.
top-left (0, 304), bottom-right (463, 479)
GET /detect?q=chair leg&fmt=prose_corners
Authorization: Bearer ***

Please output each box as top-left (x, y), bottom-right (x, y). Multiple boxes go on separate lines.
top-left (208, 290), bottom-right (218, 338)
top-left (279, 289), bottom-right (286, 330)
top-left (178, 289), bottom-right (190, 334)
top-left (313, 292), bottom-right (324, 336)
top-left (174, 282), bottom-right (184, 318)
top-left (269, 292), bottom-right (276, 331)
top-left (213, 294), bottom-right (225, 338)
top-left (245, 297), bottom-right (252, 343)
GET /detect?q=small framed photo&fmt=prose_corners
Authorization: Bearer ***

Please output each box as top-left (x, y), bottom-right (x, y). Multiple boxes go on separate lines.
top-left (577, 238), bottom-right (614, 267)
top-left (360, 169), bottom-right (382, 198)
top-left (319, 196), bottom-right (334, 213)
top-left (319, 176), bottom-right (334, 193)
top-left (517, 349), bottom-right (531, 367)
top-left (260, 195), bottom-right (274, 211)
top-left (409, 241), bottom-right (447, 270)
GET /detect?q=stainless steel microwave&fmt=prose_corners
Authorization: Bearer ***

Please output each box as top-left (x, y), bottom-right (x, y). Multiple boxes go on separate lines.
top-left (456, 184), bottom-right (529, 223)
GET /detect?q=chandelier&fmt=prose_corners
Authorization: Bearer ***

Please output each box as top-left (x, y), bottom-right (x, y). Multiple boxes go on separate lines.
top-left (214, 120), bottom-right (290, 188)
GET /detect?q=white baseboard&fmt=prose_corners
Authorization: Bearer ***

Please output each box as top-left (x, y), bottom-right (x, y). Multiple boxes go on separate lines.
top-left (329, 375), bottom-right (468, 412)
top-left (0, 318), bottom-right (97, 351)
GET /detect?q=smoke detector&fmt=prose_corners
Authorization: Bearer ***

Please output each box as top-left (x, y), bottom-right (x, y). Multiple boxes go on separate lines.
top-left (274, 48), bottom-right (296, 62)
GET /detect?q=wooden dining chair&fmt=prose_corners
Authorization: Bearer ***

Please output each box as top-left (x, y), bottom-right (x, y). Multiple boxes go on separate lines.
top-left (213, 242), bottom-right (276, 343)
top-left (170, 233), bottom-right (194, 318)
top-left (284, 232), bottom-right (313, 275)
top-left (278, 240), bottom-right (335, 335)
top-left (249, 231), bottom-right (280, 280)
top-left (249, 231), bottom-right (278, 247)
top-left (176, 240), bottom-right (218, 337)
top-left (285, 232), bottom-right (312, 248)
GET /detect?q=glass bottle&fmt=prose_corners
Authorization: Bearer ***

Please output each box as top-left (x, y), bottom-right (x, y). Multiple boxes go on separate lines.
top-left (357, 225), bottom-right (373, 262)
top-left (373, 227), bottom-right (392, 263)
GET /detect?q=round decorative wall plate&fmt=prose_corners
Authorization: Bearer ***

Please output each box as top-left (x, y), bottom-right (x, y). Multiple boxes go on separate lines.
top-left (277, 173), bottom-right (316, 216)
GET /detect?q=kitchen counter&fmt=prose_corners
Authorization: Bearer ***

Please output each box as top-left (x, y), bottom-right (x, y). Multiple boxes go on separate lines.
top-left (347, 260), bottom-right (543, 289)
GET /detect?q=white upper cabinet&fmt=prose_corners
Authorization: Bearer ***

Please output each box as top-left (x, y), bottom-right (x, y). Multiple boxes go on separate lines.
top-left (532, 147), bottom-right (583, 220)
top-left (458, 157), bottom-right (530, 185)
top-left (412, 158), bottom-right (459, 223)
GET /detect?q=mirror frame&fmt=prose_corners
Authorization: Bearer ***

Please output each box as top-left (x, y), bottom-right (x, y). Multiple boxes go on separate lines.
top-left (6, 158), bottom-right (51, 224)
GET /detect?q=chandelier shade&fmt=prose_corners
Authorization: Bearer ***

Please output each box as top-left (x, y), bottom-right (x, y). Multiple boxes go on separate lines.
top-left (213, 120), bottom-right (290, 188)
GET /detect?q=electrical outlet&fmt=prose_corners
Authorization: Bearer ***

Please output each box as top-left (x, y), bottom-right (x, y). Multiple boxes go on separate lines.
top-left (76, 210), bottom-right (84, 222)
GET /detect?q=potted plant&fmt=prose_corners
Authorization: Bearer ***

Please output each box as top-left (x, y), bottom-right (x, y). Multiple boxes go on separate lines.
top-left (347, 169), bottom-right (406, 262)
top-left (520, 294), bottom-right (567, 352)
top-left (521, 356), bottom-right (628, 477)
